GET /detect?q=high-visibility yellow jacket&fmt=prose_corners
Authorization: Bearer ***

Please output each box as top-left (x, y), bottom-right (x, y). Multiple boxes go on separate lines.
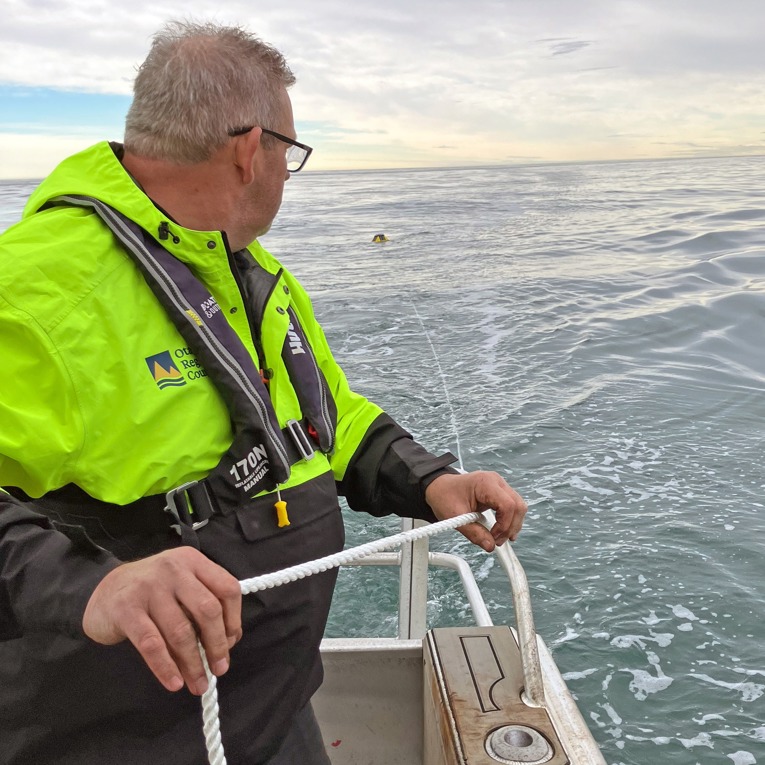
top-left (0, 140), bottom-right (384, 501)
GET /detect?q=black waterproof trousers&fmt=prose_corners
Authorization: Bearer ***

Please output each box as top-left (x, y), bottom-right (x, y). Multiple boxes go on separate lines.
top-left (0, 472), bottom-right (342, 765)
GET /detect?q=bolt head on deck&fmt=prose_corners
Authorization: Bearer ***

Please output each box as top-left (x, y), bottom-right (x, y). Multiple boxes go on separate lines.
top-left (485, 725), bottom-right (553, 765)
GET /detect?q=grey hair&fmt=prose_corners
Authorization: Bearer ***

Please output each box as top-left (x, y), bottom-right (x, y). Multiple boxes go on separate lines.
top-left (124, 20), bottom-right (296, 163)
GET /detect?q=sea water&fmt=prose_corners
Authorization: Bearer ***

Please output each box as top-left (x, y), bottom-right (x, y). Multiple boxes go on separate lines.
top-left (2, 155), bottom-right (764, 764)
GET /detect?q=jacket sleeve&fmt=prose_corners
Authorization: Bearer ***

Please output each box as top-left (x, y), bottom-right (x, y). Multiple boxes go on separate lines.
top-left (336, 413), bottom-right (459, 522)
top-left (0, 489), bottom-right (120, 640)
top-left (0, 294), bottom-right (85, 496)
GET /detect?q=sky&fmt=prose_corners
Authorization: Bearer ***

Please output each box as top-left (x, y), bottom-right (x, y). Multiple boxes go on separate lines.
top-left (1, 0), bottom-right (764, 179)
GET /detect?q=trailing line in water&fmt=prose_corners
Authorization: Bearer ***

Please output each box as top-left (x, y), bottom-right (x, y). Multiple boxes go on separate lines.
top-left (410, 300), bottom-right (465, 471)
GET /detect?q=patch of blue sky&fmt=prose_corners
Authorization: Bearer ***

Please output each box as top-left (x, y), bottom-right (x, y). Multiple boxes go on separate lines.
top-left (0, 85), bottom-right (130, 136)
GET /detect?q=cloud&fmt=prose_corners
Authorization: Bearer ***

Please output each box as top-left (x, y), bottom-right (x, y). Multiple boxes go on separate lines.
top-left (1, 0), bottom-right (765, 177)
top-left (540, 39), bottom-right (594, 57)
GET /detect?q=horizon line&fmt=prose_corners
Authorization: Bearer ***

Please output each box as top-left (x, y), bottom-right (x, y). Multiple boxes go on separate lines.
top-left (1, 151), bottom-right (764, 184)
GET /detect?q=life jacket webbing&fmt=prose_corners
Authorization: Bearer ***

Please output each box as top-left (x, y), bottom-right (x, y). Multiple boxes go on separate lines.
top-left (231, 249), bottom-right (337, 454)
top-left (282, 306), bottom-right (337, 454)
top-left (52, 194), bottom-right (334, 507)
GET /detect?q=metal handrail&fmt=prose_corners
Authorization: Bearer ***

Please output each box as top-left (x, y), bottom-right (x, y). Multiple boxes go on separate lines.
top-left (348, 552), bottom-right (492, 626)
top-left (336, 512), bottom-right (547, 709)
top-left (482, 512), bottom-right (546, 707)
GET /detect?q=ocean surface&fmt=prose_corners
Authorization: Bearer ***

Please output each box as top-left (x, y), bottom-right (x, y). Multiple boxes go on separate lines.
top-left (2, 155), bottom-right (765, 764)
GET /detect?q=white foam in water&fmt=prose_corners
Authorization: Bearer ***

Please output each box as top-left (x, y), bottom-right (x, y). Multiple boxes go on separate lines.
top-left (728, 752), bottom-right (757, 765)
top-left (625, 734), bottom-right (673, 745)
top-left (611, 631), bottom-right (674, 649)
top-left (736, 668), bottom-right (765, 678)
top-left (622, 664), bottom-right (674, 701)
top-left (553, 626), bottom-right (580, 645)
top-left (568, 475), bottom-right (616, 495)
top-left (672, 604), bottom-right (700, 621)
top-left (612, 635), bottom-right (642, 649)
top-left (678, 732), bottom-right (714, 749)
top-left (693, 673), bottom-right (765, 703)
top-left (602, 702), bottom-right (623, 725)
top-left (694, 713), bottom-right (726, 725)
top-left (562, 667), bottom-right (598, 681)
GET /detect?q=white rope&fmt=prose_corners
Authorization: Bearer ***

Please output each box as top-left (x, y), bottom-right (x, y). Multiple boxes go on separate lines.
top-left (200, 510), bottom-right (482, 765)
top-left (199, 647), bottom-right (227, 765)
top-left (239, 510), bottom-right (481, 594)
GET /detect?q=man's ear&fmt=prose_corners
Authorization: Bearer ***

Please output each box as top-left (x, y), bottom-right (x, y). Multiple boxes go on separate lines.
top-left (233, 127), bottom-right (262, 185)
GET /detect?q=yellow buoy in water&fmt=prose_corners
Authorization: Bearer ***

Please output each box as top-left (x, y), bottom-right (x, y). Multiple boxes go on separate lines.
top-left (372, 233), bottom-right (389, 243)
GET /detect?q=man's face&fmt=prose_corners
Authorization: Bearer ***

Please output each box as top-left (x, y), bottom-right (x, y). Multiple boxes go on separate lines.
top-left (246, 88), bottom-right (294, 239)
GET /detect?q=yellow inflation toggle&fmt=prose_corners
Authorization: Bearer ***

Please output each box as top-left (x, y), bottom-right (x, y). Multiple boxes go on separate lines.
top-left (275, 499), bottom-right (290, 527)
top-left (274, 486), bottom-right (290, 527)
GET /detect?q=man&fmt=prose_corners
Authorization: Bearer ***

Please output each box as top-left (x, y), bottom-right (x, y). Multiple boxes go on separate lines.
top-left (0, 20), bottom-right (526, 765)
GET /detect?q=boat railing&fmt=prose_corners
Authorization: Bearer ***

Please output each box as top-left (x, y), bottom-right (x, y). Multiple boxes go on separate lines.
top-left (336, 512), bottom-right (546, 706)
top-left (325, 512), bottom-right (607, 765)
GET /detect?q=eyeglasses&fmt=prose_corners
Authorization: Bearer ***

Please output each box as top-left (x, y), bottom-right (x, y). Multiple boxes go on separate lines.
top-left (227, 126), bottom-right (313, 172)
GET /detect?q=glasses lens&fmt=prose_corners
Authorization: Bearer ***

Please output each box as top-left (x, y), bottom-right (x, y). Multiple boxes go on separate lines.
top-left (286, 145), bottom-right (307, 172)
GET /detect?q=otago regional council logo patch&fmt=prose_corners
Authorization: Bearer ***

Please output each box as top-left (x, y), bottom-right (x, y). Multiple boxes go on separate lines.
top-left (145, 351), bottom-right (187, 390)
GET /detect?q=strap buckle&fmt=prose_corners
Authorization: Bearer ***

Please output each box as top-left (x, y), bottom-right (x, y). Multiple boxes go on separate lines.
top-left (285, 419), bottom-right (316, 461)
top-left (165, 481), bottom-right (214, 534)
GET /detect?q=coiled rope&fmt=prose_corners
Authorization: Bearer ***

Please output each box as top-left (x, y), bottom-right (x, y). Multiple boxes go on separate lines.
top-left (200, 510), bottom-right (483, 764)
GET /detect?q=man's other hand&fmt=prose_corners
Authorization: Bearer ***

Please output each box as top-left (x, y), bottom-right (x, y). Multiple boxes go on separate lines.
top-left (82, 547), bottom-right (242, 695)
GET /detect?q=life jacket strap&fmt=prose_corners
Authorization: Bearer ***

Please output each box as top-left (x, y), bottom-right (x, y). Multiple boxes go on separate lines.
top-left (284, 419), bottom-right (316, 462)
top-left (165, 419), bottom-right (320, 535)
top-left (165, 481), bottom-right (215, 533)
